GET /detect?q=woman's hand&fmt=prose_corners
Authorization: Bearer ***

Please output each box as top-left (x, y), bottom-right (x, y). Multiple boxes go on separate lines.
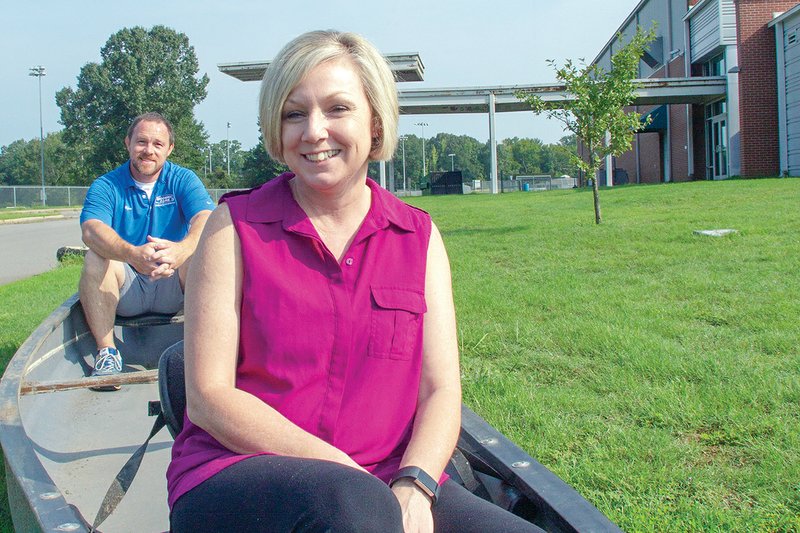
top-left (391, 481), bottom-right (434, 533)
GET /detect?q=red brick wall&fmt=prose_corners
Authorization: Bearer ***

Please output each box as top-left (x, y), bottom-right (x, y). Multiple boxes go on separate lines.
top-left (615, 141), bottom-right (638, 184)
top-left (639, 132), bottom-right (663, 183)
top-left (667, 56), bottom-right (692, 180)
top-left (669, 105), bottom-right (692, 181)
top-left (734, 0), bottom-right (796, 176)
top-left (635, 103), bottom-right (662, 183)
top-left (620, 56), bottom-right (696, 183)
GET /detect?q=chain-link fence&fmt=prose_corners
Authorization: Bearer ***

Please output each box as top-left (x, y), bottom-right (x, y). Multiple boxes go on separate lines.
top-left (1, 179), bottom-right (578, 208)
top-left (469, 176), bottom-right (577, 193)
top-left (0, 186), bottom-right (89, 208)
top-left (0, 186), bottom-right (244, 209)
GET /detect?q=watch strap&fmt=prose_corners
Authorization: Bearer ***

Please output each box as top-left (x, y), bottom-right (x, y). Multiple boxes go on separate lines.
top-left (389, 466), bottom-right (441, 504)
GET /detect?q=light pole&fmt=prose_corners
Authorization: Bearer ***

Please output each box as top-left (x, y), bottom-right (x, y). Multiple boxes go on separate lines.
top-left (29, 66), bottom-right (46, 206)
top-left (399, 135), bottom-right (407, 191)
top-left (208, 144), bottom-right (213, 174)
top-left (414, 122), bottom-right (428, 186)
top-left (226, 122), bottom-right (231, 177)
top-left (448, 153), bottom-right (455, 171)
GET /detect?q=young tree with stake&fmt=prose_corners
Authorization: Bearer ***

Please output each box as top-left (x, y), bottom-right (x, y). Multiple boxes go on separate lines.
top-left (517, 26), bottom-right (656, 224)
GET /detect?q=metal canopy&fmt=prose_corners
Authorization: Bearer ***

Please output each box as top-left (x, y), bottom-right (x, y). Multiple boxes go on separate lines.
top-left (397, 76), bottom-right (727, 114)
top-left (218, 53), bottom-right (425, 83)
top-left (218, 52), bottom-right (726, 193)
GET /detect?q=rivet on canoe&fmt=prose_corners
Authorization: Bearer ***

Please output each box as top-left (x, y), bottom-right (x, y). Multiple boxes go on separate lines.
top-left (479, 437), bottom-right (498, 445)
top-left (55, 523), bottom-right (81, 532)
top-left (39, 492), bottom-right (60, 500)
top-left (512, 461), bottom-right (531, 468)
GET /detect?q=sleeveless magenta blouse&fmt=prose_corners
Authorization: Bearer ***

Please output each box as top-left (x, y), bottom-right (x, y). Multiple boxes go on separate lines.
top-left (167, 174), bottom-right (432, 508)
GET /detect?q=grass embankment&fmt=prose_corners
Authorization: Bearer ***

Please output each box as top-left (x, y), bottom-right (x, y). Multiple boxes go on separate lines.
top-left (1, 179), bottom-right (798, 531)
top-left (0, 207), bottom-right (77, 222)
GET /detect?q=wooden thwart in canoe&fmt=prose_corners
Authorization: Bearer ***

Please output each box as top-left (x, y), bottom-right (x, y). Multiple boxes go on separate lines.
top-left (20, 370), bottom-right (159, 395)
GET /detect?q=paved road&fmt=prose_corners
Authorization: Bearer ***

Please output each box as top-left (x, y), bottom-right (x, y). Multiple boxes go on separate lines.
top-left (0, 218), bottom-right (84, 285)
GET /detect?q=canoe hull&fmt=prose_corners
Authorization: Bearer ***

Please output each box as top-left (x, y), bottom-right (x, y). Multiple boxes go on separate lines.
top-left (1, 295), bottom-right (181, 532)
top-left (1, 297), bottom-right (620, 532)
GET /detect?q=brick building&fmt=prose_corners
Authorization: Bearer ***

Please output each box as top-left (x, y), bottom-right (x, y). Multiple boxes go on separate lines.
top-left (587, 0), bottom-right (798, 184)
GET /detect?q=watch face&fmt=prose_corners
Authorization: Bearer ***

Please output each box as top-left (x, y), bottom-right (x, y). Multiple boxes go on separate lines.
top-left (390, 466), bottom-right (440, 504)
top-left (413, 478), bottom-right (436, 499)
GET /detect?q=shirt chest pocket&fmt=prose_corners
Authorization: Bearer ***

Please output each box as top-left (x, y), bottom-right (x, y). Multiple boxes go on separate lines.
top-left (369, 287), bottom-right (427, 360)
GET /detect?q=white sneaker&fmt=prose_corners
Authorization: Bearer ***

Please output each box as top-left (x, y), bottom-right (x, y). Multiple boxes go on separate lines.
top-left (91, 346), bottom-right (122, 391)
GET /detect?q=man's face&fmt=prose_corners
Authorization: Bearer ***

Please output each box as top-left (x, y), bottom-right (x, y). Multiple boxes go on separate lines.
top-left (124, 120), bottom-right (174, 182)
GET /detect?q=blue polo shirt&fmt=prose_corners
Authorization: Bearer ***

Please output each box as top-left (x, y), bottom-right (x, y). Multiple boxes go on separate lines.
top-left (81, 161), bottom-right (215, 246)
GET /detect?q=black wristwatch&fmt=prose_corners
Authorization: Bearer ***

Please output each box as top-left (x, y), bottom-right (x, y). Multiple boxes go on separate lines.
top-left (389, 466), bottom-right (441, 505)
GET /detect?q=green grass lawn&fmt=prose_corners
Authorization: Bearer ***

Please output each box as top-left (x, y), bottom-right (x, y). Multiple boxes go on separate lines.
top-left (1, 179), bottom-right (798, 531)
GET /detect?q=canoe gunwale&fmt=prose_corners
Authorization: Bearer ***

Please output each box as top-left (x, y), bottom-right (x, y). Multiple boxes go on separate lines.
top-left (0, 294), bottom-right (89, 532)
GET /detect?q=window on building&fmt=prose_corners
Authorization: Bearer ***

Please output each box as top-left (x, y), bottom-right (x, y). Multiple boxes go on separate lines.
top-left (704, 100), bottom-right (726, 119)
top-left (702, 54), bottom-right (726, 76)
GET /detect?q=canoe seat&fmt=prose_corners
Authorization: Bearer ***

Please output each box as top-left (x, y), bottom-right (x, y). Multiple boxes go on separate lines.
top-left (158, 340), bottom-right (186, 438)
top-left (115, 311), bottom-right (184, 328)
top-left (155, 339), bottom-right (489, 499)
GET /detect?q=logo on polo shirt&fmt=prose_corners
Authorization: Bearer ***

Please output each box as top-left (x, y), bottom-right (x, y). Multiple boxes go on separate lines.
top-left (154, 194), bottom-right (176, 207)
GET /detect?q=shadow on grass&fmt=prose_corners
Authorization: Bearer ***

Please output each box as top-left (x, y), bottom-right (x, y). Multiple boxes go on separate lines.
top-left (0, 342), bottom-right (17, 369)
top-left (442, 225), bottom-right (531, 237)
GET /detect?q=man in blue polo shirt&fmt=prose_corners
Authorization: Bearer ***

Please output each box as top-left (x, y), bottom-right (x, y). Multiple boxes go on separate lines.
top-left (80, 112), bottom-right (214, 390)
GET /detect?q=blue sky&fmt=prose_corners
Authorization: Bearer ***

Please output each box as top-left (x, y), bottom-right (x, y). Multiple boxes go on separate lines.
top-left (2, 0), bottom-right (638, 150)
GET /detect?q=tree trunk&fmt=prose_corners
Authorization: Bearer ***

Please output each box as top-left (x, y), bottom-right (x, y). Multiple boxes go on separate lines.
top-left (592, 174), bottom-right (602, 224)
top-left (588, 150), bottom-right (602, 224)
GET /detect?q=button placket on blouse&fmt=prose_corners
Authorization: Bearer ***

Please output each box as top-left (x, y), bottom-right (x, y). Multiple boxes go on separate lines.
top-left (316, 244), bottom-right (352, 440)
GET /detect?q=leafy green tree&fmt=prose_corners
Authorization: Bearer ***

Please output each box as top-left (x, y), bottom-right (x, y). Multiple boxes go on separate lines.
top-left (202, 139), bottom-right (246, 187)
top-left (0, 139), bottom-right (39, 185)
top-left (204, 169), bottom-right (235, 190)
top-left (428, 145), bottom-right (439, 175)
top-left (517, 25), bottom-right (655, 223)
top-left (426, 133), bottom-right (485, 182)
top-left (393, 135), bottom-right (425, 190)
top-left (509, 137), bottom-right (545, 175)
top-left (56, 25), bottom-right (209, 184)
top-left (546, 135), bottom-right (580, 178)
top-left (0, 132), bottom-right (85, 186)
top-left (494, 142), bottom-right (521, 179)
top-left (240, 139), bottom-right (288, 189)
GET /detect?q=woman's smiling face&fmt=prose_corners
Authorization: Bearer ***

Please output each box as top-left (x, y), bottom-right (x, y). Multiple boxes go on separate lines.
top-left (280, 57), bottom-right (376, 193)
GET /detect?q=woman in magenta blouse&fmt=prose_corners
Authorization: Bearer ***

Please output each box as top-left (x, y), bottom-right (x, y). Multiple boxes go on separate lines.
top-left (167, 30), bottom-right (541, 533)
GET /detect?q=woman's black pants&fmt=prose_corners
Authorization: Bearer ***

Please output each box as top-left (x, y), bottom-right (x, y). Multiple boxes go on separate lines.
top-left (171, 455), bottom-right (543, 532)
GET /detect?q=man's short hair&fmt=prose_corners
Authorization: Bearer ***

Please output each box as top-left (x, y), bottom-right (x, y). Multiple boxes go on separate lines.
top-left (259, 30), bottom-right (399, 163)
top-left (126, 112), bottom-right (175, 146)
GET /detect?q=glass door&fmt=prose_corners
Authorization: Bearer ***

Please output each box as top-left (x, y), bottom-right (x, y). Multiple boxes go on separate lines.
top-left (711, 116), bottom-right (728, 180)
top-left (705, 100), bottom-right (728, 180)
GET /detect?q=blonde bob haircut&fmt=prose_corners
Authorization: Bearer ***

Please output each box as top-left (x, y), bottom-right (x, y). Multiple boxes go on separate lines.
top-left (259, 30), bottom-right (399, 163)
